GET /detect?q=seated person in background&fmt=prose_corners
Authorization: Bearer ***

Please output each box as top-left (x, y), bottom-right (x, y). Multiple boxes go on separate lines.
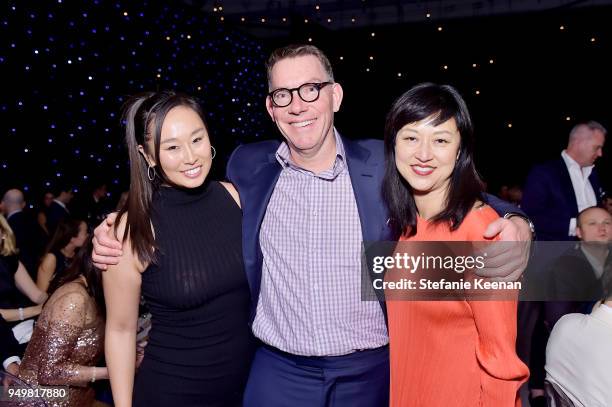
top-left (18, 238), bottom-right (108, 407)
top-left (545, 266), bottom-right (612, 407)
top-left (0, 214), bottom-right (47, 328)
top-left (37, 219), bottom-right (89, 293)
top-left (545, 206), bottom-right (612, 328)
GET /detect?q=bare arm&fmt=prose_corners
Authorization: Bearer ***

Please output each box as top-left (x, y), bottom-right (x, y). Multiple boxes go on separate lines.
top-left (14, 262), bottom-right (47, 304)
top-left (0, 305), bottom-right (42, 322)
top-left (103, 218), bottom-right (144, 407)
top-left (37, 212), bottom-right (49, 235)
top-left (37, 254), bottom-right (56, 293)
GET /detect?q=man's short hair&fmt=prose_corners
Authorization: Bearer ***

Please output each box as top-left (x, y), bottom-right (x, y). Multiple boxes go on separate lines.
top-left (569, 120), bottom-right (608, 143)
top-left (266, 44), bottom-right (334, 89)
top-left (576, 206), bottom-right (603, 228)
top-left (1, 189), bottom-right (24, 206)
top-left (52, 182), bottom-right (73, 197)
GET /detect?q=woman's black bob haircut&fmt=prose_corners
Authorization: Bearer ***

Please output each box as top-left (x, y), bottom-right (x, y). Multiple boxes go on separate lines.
top-left (382, 82), bottom-right (484, 238)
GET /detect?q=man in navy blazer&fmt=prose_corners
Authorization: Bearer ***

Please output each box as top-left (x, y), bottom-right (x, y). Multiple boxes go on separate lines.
top-left (522, 121), bottom-right (606, 241)
top-left (227, 136), bottom-right (392, 315)
top-left (45, 184), bottom-right (74, 237)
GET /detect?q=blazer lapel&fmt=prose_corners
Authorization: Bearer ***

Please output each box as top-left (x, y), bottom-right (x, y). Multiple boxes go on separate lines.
top-left (589, 169), bottom-right (605, 202)
top-left (557, 158), bottom-right (579, 213)
top-left (242, 152), bottom-right (282, 311)
top-left (343, 136), bottom-right (390, 320)
top-left (343, 137), bottom-right (386, 242)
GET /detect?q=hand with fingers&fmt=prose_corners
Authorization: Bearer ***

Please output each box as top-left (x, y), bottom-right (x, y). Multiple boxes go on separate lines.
top-left (476, 217), bottom-right (532, 282)
top-left (92, 213), bottom-right (123, 270)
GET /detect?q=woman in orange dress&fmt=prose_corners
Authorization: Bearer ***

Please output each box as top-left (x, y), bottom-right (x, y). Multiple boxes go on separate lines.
top-left (382, 83), bottom-right (529, 406)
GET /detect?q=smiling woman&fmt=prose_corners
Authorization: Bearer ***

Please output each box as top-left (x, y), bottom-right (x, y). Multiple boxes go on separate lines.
top-left (393, 116), bottom-right (461, 217)
top-left (382, 83), bottom-right (529, 407)
top-left (101, 91), bottom-right (252, 407)
top-left (140, 106), bottom-right (214, 188)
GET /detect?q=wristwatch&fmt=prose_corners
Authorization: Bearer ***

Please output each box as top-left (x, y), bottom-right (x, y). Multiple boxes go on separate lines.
top-left (503, 212), bottom-right (536, 240)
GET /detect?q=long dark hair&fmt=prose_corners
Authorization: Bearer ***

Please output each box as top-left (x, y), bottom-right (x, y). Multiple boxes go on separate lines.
top-left (43, 218), bottom-right (84, 257)
top-left (116, 90), bottom-right (209, 265)
top-left (47, 237), bottom-right (105, 318)
top-left (383, 82), bottom-right (484, 238)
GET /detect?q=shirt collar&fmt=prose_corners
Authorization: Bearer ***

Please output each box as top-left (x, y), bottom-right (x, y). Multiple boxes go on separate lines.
top-left (275, 128), bottom-right (346, 178)
top-left (6, 209), bottom-right (22, 219)
top-left (561, 150), bottom-right (594, 177)
top-left (53, 199), bottom-right (67, 210)
top-left (592, 303), bottom-right (612, 326)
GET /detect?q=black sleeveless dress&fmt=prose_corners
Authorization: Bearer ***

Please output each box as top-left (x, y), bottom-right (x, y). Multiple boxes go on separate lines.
top-left (133, 181), bottom-right (253, 407)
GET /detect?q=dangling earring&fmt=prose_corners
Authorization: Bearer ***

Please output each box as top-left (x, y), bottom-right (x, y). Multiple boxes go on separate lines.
top-left (211, 146), bottom-right (216, 159)
top-left (147, 164), bottom-right (157, 181)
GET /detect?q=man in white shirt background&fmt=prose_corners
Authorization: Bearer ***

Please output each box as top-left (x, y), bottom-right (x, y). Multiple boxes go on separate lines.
top-left (522, 121), bottom-right (606, 241)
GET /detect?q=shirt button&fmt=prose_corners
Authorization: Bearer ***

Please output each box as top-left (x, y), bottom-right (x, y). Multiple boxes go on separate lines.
top-left (313, 210), bottom-right (317, 216)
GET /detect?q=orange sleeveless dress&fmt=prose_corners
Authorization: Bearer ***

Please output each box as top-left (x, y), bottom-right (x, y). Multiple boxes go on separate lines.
top-left (387, 206), bottom-right (529, 407)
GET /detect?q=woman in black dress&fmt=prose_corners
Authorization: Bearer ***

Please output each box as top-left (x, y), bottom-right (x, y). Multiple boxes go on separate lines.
top-left (102, 91), bottom-right (252, 407)
top-left (0, 214), bottom-right (47, 324)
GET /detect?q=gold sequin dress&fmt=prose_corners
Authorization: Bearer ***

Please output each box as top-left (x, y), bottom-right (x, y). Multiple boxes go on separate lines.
top-left (17, 281), bottom-right (104, 407)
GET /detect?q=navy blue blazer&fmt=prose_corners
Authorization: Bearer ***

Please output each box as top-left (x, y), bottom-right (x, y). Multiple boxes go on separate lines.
top-left (227, 136), bottom-right (392, 316)
top-left (45, 201), bottom-right (70, 237)
top-left (522, 157), bottom-right (605, 241)
top-left (227, 136), bottom-right (523, 317)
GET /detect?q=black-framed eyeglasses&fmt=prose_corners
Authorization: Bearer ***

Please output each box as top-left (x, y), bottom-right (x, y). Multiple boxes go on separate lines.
top-left (268, 82), bottom-right (333, 107)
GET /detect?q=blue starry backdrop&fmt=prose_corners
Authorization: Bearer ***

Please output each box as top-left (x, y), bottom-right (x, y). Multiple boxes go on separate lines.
top-left (1, 0), bottom-right (269, 201)
top-left (1, 1), bottom-right (611, 202)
